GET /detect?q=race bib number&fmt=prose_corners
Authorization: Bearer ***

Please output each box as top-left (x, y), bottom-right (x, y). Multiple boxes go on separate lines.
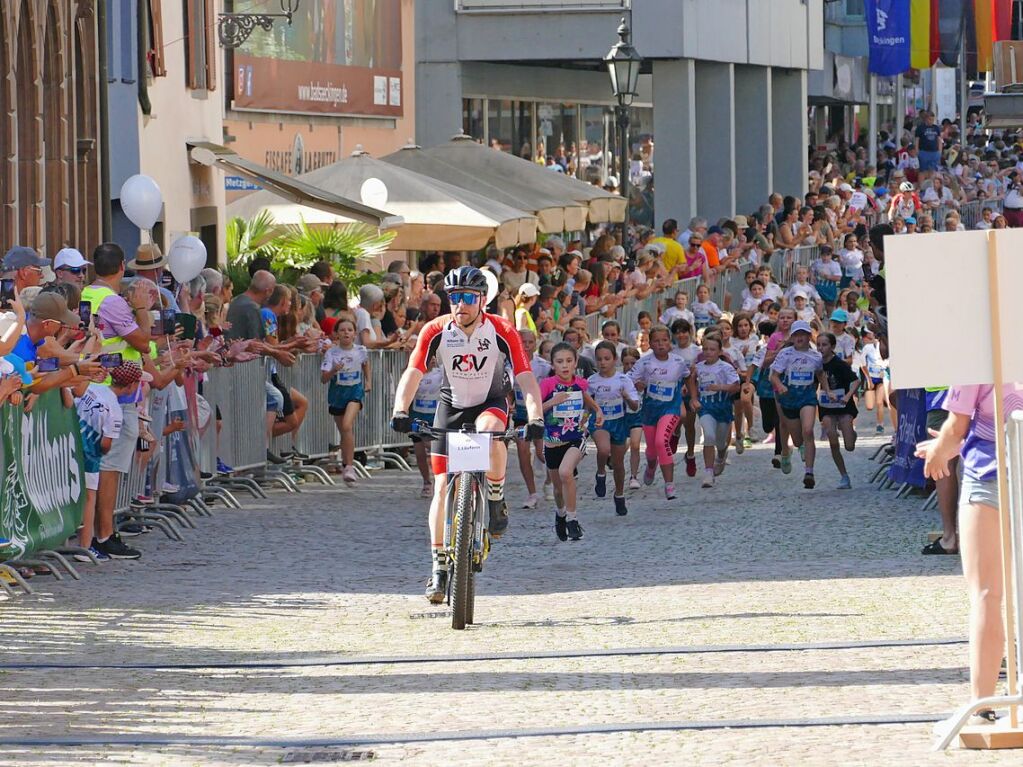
top-left (819, 388), bottom-right (845, 408)
top-left (553, 391), bottom-right (584, 419)
top-left (867, 363), bottom-right (883, 379)
top-left (647, 382), bottom-right (676, 402)
top-left (600, 398), bottom-right (624, 419)
top-left (337, 369), bottom-right (361, 385)
top-left (788, 369), bottom-right (814, 386)
top-left (447, 432), bottom-right (492, 473)
top-left (698, 373), bottom-right (718, 397)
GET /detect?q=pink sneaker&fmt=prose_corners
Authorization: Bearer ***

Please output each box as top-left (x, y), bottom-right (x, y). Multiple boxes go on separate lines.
top-left (643, 462), bottom-right (657, 486)
top-left (761, 433), bottom-right (775, 445)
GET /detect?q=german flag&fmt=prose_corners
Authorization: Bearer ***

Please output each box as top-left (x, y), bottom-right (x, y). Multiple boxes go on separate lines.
top-left (909, 0), bottom-right (1012, 73)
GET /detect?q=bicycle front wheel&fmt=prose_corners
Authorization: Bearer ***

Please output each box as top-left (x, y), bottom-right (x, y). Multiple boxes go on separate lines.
top-left (450, 474), bottom-right (476, 630)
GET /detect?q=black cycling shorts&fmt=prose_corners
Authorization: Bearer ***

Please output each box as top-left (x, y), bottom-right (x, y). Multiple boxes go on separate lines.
top-left (270, 373), bottom-right (295, 418)
top-left (429, 396), bottom-right (508, 475)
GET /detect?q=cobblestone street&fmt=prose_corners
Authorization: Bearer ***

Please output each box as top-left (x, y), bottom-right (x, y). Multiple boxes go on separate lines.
top-left (1, 431), bottom-right (1018, 766)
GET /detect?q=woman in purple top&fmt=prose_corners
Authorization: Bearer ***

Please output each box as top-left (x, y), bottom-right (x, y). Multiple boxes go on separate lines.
top-left (917, 383), bottom-right (1023, 724)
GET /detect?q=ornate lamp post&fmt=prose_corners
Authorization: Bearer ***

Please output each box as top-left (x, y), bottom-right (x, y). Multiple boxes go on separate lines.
top-left (218, 0), bottom-right (301, 49)
top-left (604, 16), bottom-right (642, 250)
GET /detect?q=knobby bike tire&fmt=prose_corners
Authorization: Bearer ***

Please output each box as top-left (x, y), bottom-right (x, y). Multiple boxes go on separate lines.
top-left (450, 474), bottom-right (475, 630)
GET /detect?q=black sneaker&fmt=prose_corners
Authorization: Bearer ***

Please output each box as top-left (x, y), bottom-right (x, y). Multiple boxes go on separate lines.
top-left (594, 473), bottom-right (607, 498)
top-left (554, 513), bottom-right (568, 541)
top-left (614, 496), bottom-right (627, 516)
top-left (566, 519), bottom-right (584, 541)
top-left (290, 449), bottom-right (310, 460)
top-left (803, 473), bottom-right (815, 489)
top-left (96, 534), bottom-right (141, 560)
top-left (266, 450), bottom-right (286, 465)
top-left (425, 570), bottom-right (447, 604)
top-left (488, 499), bottom-right (509, 538)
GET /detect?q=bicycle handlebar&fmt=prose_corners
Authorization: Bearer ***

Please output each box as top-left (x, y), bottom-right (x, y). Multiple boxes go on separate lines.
top-left (410, 420), bottom-right (523, 442)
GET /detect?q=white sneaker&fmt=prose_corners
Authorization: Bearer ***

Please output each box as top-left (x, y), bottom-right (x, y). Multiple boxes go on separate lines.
top-left (543, 483), bottom-right (554, 501)
top-left (701, 472), bottom-right (714, 488)
top-left (342, 465), bottom-right (358, 485)
top-left (628, 476), bottom-right (641, 490)
top-left (735, 438), bottom-right (745, 455)
top-left (522, 493), bottom-right (539, 509)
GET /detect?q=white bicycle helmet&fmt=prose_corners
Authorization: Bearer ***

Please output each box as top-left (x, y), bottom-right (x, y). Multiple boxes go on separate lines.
top-left (899, 181), bottom-right (914, 192)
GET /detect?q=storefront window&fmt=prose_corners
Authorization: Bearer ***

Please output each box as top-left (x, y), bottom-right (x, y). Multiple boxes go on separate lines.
top-left (487, 100), bottom-right (533, 159)
top-left (463, 98), bottom-right (484, 142)
top-left (535, 102), bottom-right (580, 173)
top-left (579, 104), bottom-right (611, 184)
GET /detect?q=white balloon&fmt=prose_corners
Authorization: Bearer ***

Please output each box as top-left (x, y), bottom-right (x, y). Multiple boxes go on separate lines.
top-left (360, 177), bottom-right (389, 210)
top-left (480, 267), bottom-right (499, 306)
top-left (119, 174), bottom-right (163, 230)
top-left (167, 235), bottom-right (207, 284)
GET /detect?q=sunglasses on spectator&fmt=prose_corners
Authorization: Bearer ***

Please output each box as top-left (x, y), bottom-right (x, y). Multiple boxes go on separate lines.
top-left (448, 291), bottom-right (481, 306)
top-left (59, 266), bottom-right (87, 275)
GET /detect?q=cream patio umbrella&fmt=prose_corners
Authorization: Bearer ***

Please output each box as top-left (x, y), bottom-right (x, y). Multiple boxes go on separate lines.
top-left (382, 142), bottom-right (588, 234)
top-left (424, 134), bottom-right (627, 224)
top-left (226, 147), bottom-right (537, 251)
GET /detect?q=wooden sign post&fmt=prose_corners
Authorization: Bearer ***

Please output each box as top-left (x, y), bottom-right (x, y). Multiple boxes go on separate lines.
top-left (887, 229), bottom-right (1023, 750)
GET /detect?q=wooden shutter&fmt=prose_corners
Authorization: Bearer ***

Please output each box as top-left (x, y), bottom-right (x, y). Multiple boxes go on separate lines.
top-left (149, 0), bottom-right (166, 77)
top-left (204, 0), bottom-right (216, 91)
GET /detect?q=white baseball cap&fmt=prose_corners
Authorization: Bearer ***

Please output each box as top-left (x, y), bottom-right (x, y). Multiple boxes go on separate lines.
top-left (53, 248), bottom-right (92, 270)
top-left (790, 320), bottom-right (813, 335)
top-left (517, 282), bottom-right (540, 298)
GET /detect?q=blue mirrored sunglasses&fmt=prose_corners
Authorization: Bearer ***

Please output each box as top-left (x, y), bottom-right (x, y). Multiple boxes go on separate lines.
top-left (448, 291), bottom-right (481, 306)
top-left (59, 266), bottom-right (87, 274)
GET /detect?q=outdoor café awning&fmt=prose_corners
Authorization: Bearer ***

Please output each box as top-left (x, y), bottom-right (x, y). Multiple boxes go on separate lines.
top-left (225, 147), bottom-right (537, 251)
top-left (424, 134), bottom-right (627, 224)
top-left (188, 141), bottom-right (404, 230)
top-left (382, 143), bottom-right (588, 234)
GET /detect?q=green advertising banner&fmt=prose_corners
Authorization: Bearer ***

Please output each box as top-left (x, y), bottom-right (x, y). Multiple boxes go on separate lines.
top-left (0, 389), bottom-right (85, 559)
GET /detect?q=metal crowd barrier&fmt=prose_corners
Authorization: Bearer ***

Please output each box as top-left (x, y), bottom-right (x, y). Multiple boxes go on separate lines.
top-left (205, 361), bottom-right (269, 473)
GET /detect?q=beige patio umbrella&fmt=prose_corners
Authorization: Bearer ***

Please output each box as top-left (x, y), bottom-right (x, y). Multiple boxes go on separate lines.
top-left (424, 134), bottom-right (627, 224)
top-left (226, 148), bottom-right (537, 251)
top-left (382, 142), bottom-right (588, 234)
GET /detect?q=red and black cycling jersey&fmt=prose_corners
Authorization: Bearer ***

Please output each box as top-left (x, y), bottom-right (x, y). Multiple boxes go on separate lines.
top-left (410, 313), bottom-right (531, 409)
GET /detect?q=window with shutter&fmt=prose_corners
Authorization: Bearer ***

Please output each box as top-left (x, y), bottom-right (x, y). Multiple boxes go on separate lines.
top-left (183, 0), bottom-right (210, 90)
top-left (148, 0), bottom-right (166, 77)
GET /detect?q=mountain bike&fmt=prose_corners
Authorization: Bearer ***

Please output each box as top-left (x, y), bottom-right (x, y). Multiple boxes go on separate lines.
top-left (411, 421), bottom-right (520, 630)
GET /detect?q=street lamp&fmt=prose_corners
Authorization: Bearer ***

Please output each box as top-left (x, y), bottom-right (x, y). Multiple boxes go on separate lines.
top-left (218, 0), bottom-right (301, 49)
top-left (604, 17), bottom-right (642, 250)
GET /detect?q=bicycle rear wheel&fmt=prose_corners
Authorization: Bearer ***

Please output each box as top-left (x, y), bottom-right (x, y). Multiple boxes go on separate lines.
top-left (450, 475), bottom-right (476, 630)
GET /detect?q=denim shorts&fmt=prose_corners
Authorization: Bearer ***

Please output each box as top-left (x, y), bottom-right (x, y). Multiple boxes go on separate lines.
top-left (960, 474), bottom-right (999, 511)
top-left (265, 380), bottom-right (285, 413)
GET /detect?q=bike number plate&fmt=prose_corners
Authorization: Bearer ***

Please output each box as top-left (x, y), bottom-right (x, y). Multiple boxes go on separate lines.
top-left (447, 432), bottom-right (492, 473)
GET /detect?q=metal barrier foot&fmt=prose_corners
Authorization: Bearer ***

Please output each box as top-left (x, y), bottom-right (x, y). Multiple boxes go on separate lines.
top-left (923, 489), bottom-right (938, 511)
top-left (259, 469), bottom-right (299, 492)
top-left (870, 441), bottom-right (893, 461)
top-left (152, 502), bottom-right (197, 529)
top-left (376, 450), bottom-right (413, 471)
top-left (36, 551), bottom-right (81, 580)
top-left (56, 546), bottom-right (101, 565)
top-left (288, 464), bottom-right (334, 485)
top-left (0, 564), bottom-right (33, 594)
top-left (871, 459), bottom-right (894, 484)
top-left (203, 485), bottom-right (241, 508)
top-left (211, 476), bottom-right (267, 499)
top-left (119, 511), bottom-right (183, 542)
top-left (7, 558), bottom-right (63, 580)
top-left (350, 461), bottom-right (372, 479)
top-left (186, 497), bottom-right (214, 517)
top-left (894, 482), bottom-right (911, 498)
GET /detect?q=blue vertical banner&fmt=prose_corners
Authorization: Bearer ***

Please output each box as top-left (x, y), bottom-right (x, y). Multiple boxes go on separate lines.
top-left (888, 388), bottom-right (928, 488)
top-left (866, 0), bottom-right (912, 75)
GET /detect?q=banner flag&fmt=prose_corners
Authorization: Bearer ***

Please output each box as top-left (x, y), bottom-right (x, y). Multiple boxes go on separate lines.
top-left (887, 389), bottom-right (928, 488)
top-left (867, 0), bottom-right (912, 75)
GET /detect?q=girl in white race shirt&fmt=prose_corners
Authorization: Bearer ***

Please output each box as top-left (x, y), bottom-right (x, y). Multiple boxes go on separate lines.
top-left (512, 329), bottom-right (552, 509)
top-left (628, 325), bottom-right (696, 500)
top-left (838, 233), bottom-right (865, 289)
top-left (811, 246), bottom-right (842, 316)
top-left (769, 320), bottom-right (833, 489)
top-left (409, 358), bottom-right (443, 498)
top-left (730, 312), bottom-right (760, 451)
top-left (691, 335), bottom-right (742, 487)
top-left (859, 328), bottom-right (889, 434)
top-left (715, 315), bottom-right (747, 454)
top-left (817, 332), bottom-right (860, 490)
top-left (588, 341), bottom-right (641, 516)
top-left (620, 347), bottom-right (645, 490)
top-left (660, 290), bottom-right (696, 329)
top-left (691, 283), bottom-right (723, 332)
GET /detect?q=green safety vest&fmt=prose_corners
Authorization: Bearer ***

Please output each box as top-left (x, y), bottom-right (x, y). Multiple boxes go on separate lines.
top-left (81, 285), bottom-right (143, 363)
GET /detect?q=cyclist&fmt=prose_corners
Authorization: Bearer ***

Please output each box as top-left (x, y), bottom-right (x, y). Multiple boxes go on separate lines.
top-left (390, 266), bottom-right (544, 604)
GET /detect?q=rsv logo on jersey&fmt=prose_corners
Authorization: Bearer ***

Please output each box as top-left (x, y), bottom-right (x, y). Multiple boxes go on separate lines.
top-left (452, 354), bottom-right (488, 373)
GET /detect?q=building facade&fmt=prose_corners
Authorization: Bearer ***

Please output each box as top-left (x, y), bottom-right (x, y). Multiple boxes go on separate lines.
top-left (1, 0), bottom-right (102, 257)
top-left (106, 0), bottom-right (225, 263)
top-left (416, 0), bottom-right (824, 226)
top-left (222, 0), bottom-right (416, 205)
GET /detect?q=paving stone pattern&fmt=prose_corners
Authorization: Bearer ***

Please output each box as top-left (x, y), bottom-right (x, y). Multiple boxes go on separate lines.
top-left (0, 430), bottom-right (1019, 766)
